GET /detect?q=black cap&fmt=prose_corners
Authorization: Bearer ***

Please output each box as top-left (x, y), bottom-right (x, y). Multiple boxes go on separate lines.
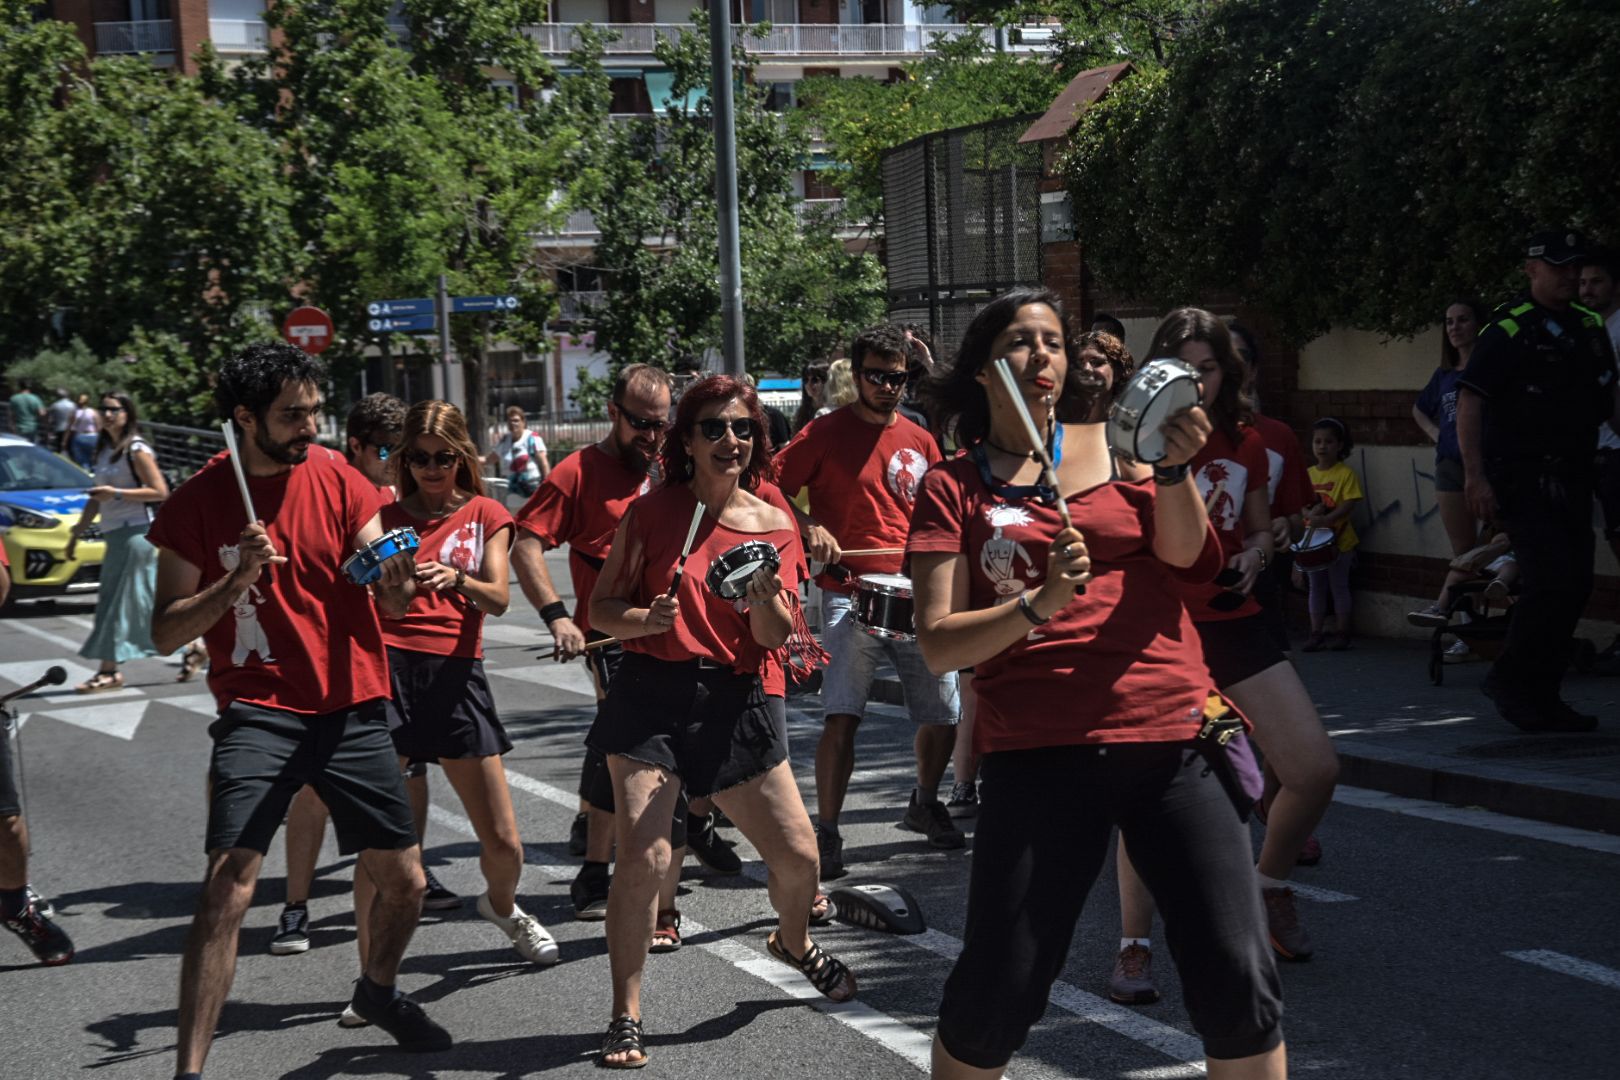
top-left (1526, 228), bottom-right (1586, 266)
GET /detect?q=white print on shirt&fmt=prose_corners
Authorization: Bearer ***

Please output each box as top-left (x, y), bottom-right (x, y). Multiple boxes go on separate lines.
top-left (886, 447), bottom-right (929, 505)
top-left (217, 544), bottom-right (274, 667)
top-left (439, 519), bottom-right (485, 573)
top-left (1264, 446), bottom-right (1284, 505)
top-left (1196, 458), bottom-right (1248, 534)
top-left (979, 503), bottom-right (1039, 597)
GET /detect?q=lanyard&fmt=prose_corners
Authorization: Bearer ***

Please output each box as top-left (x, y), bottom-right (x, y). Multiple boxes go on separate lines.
top-left (971, 424), bottom-right (1064, 505)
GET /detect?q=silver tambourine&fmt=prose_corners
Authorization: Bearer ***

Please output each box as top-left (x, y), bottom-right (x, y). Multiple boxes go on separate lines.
top-left (1107, 357), bottom-right (1201, 465)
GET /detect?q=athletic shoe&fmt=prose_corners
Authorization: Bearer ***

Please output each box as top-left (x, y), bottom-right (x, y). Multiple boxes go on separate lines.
top-left (339, 1004), bottom-right (369, 1028)
top-left (25, 885), bottom-right (53, 920)
top-left (269, 903), bottom-right (311, 956)
top-left (1107, 944), bottom-right (1160, 1005)
top-left (1262, 886), bottom-right (1313, 961)
top-left (571, 863), bottom-right (610, 921)
top-left (421, 868), bottom-right (461, 911)
top-left (1445, 640), bottom-right (1473, 660)
top-left (1296, 834), bottom-right (1323, 867)
top-left (815, 822), bottom-right (847, 881)
top-left (567, 811), bottom-right (589, 857)
top-left (2, 899), bottom-right (74, 965)
top-left (346, 984), bottom-right (452, 1052)
top-left (899, 792), bottom-right (966, 850)
top-left (945, 781), bottom-right (979, 819)
top-left (687, 813), bottom-right (742, 875)
top-left (477, 893), bottom-right (560, 966)
top-left (1406, 604), bottom-right (1449, 628)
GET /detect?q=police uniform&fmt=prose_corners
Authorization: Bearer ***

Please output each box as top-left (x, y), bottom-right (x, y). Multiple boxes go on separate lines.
top-left (1459, 281), bottom-right (1618, 725)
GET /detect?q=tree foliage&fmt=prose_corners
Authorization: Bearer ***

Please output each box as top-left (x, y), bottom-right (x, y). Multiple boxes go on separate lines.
top-left (1062, 0), bottom-right (1620, 343)
top-left (942, 0), bottom-right (1216, 69)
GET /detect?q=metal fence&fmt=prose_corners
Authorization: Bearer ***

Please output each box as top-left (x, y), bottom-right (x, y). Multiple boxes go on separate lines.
top-left (880, 114), bottom-right (1045, 354)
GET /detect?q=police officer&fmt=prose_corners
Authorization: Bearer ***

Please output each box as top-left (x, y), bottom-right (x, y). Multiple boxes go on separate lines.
top-left (1457, 228), bottom-right (1620, 732)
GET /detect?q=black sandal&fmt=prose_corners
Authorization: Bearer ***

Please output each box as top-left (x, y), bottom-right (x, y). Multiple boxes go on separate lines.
top-left (809, 892), bottom-right (834, 927)
top-left (599, 1014), bottom-right (648, 1069)
top-left (766, 931), bottom-right (857, 1002)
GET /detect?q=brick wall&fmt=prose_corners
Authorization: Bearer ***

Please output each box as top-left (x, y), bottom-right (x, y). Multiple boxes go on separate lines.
top-left (798, 0), bottom-right (836, 24)
top-left (172, 0), bottom-right (209, 76)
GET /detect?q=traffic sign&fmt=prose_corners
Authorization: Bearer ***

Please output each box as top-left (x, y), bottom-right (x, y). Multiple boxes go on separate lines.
top-left (282, 306), bottom-right (334, 354)
top-left (368, 315), bottom-right (438, 334)
top-left (451, 294), bottom-right (520, 313)
top-left (365, 298), bottom-right (433, 317)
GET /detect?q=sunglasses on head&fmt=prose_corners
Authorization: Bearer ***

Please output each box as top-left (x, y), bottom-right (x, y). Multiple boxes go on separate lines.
top-left (403, 449), bottom-right (459, 470)
top-left (618, 407), bottom-right (667, 432)
top-left (697, 417), bottom-right (755, 442)
top-left (859, 368), bottom-right (908, 390)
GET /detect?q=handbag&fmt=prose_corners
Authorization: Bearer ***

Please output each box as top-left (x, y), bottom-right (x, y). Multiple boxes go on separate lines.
top-left (1188, 693), bottom-right (1264, 821)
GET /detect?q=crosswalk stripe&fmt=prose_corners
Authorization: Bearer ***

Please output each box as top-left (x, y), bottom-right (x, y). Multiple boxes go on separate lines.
top-left (1504, 949), bottom-right (1620, 991)
top-left (1334, 785), bottom-right (1620, 856)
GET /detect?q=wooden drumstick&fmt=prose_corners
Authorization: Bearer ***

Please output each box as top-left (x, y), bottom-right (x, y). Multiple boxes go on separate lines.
top-left (990, 358), bottom-right (1083, 595)
top-left (667, 498), bottom-right (706, 596)
top-left (837, 547), bottom-right (904, 558)
top-left (220, 420), bottom-right (258, 525)
top-left (583, 637), bottom-right (619, 651)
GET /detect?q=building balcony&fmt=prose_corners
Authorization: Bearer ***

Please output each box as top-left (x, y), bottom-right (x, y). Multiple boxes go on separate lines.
top-left (94, 19), bottom-right (175, 55)
top-left (524, 22), bottom-right (990, 60)
top-left (209, 19), bottom-right (269, 54)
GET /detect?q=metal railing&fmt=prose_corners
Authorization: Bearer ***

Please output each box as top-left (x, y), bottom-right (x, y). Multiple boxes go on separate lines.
top-left (522, 22), bottom-right (987, 57)
top-left (144, 422), bottom-right (225, 489)
top-left (94, 19), bottom-right (175, 55)
top-left (208, 18), bottom-right (269, 53)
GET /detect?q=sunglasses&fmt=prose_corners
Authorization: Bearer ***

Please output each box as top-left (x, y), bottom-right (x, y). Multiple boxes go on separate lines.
top-left (697, 417), bottom-right (755, 442)
top-left (804, 371), bottom-right (827, 384)
top-left (403, 449), bottom-right (460, 471)
top-left (100, 405), bottom-right (125, 414)
top-left (859, 368), bottom-right (908, 390)
top-left (618, 407), bottom-right (667, 432)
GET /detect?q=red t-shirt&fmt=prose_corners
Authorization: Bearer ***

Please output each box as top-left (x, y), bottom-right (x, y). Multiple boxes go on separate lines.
top-left (378, 496), bottom-right (513, 659)
top-left (1179, 426), bottom-right (1271, 621)
top-left (515, 444), bottom-right (654, 633)
top-left (906, 458), bottom-right (1223, 754)
top-left (755, 480), bottom-right (806, 698)
top-left (147, 447), bottom-right (389, 715)
top-left (1248, 413), bottom-right (1312, 519)
top-left (775, 407), bottom-right (942, 592)
top-left (611, 484), bottom-right (805, 676)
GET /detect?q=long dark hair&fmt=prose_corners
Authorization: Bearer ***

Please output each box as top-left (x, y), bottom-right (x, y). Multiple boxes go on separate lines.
top-left (661, 375), bottom-right (776, 491)
top-left (921, 287), bottom-right (1090, 448)
top-left (93, 391), bottom-right (143, 464)
top-left (396, 400), bottom-right (486, 500)
top-left (1145, 307), bottom-right (1252, 441)
top-left (1441, 297), bottom-right (1487, 370)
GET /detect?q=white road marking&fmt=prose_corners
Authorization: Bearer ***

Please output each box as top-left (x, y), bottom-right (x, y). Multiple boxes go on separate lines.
top-left (146, 693), bottom-right (219, 717)
top-left (1504, 950), bottom-right (1620, 992)
top-left (31, 700), bottom-right (144, 740)
top-left (503, 767), bottom-right (582, 808)
top-left (1283, 882), bottom-right (1359, 903)
top-left (487, 659), bottom-right (598, 697)
top-left (3, 619), bottom-right (86, 652)
top-left (60, 615), bottom-right (94, 630)
top-left (1334, 785), bottom-right (1620, 856)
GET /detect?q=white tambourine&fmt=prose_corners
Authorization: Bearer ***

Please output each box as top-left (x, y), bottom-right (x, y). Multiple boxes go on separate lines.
top-left (1106, 358), bottom-right (1202, 465)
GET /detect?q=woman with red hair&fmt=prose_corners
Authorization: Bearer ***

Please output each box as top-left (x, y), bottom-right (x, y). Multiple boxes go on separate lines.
top-left (588, 374), bottom-right (852, 1069)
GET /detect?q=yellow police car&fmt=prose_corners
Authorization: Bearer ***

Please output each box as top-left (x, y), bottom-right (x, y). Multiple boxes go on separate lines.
top-left (0, 433), bottom-right (104, 603)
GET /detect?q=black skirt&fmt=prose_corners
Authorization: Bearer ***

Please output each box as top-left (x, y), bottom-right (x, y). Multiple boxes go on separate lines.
top-left (383, 646), bottom-right (512, 761)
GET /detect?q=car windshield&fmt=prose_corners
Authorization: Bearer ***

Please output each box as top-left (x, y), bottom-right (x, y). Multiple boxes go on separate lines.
top-left (0, 444), bottom-right (92, 492)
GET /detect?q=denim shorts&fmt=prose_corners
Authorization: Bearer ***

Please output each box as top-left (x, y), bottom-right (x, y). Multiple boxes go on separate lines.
top-left (820, 591), bottom-right (959, 724)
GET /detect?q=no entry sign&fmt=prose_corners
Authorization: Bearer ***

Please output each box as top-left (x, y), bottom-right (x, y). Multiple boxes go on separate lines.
top-left (282, 306), bottom-right (335, 354)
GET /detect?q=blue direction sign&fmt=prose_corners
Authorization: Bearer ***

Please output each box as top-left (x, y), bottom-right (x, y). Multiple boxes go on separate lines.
top-left (366, 298), bottom-right (433, 317)
top-left (368, 314), bottom-right (437, 334)
top-left (452, 294), bottom-right (520, 313)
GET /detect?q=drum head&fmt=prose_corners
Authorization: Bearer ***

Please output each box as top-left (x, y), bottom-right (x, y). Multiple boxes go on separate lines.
top-left (706, 542), bottom-right (781, 600)
top-left (1132, 374), bottom-right (1201, 463)
top-left (857, 573), bottom-right (912, 597)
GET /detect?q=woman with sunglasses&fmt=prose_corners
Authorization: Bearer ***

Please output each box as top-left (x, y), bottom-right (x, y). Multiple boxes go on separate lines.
top-left (908, 289), bottom-right (1284, 1079)
top-left (588, 374), bottom-right (850, 1069)
top-left (352, 400), bottom-right (560, 978)
top-left (1109, 309), bottom-right (1339, 984)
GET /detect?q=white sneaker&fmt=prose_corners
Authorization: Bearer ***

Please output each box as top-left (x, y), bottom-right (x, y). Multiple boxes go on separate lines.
top-left (477, 892), bottom-right (560, 966)
top-left (1445, 640), bottom-right (1472, 659)
top-left (338, 1004), bottom-right (369, 1028)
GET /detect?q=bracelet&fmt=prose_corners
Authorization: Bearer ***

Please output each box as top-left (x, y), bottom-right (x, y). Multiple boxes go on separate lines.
top-left (454, 567), bottom-right (466, 590)
top-left (1152, 462), bottom-right (1191, 485)
top-left (539, 601), bottom-right (569, 625)
top-left (1248, 548), bottom-right (1269, 571)
top-left (113, 490), bottom-right (123, 501)
top-left (1016, 593), bottom-right (1049, 626)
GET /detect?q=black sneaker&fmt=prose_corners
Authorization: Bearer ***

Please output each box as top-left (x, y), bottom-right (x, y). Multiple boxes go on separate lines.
top-left (25, 885), bottom-right (53, 920)
top-left (899, 792), bottom-right (966, 849)
top-left (421, 867), bottom-right (461, 911)
top-left (347, 984), bottom-right (452, 1052)
top-left (945, 781), bottom-right (979, 819)
top-left (568, 812), bottom-right (589, 857)
top-left (269, 903), bottom-right (311, 955)
top-left (687, 813), bottom-right (742, 875)
top-left (571, 862), bottom-right (610, 921)
top-left (3, 900), bottom-right (74, 965)
top-left (815, 822), bottom-right (847, 881)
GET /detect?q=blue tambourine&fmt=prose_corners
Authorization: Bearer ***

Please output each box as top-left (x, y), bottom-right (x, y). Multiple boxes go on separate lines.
top-left (342, 526), bottom-right (419, 585)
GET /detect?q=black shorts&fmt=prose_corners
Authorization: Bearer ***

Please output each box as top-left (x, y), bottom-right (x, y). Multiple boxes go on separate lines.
top-left (1434, 456), bottom-right (1466, 495)
top-left (587, 652), bottom-right (788, 799)
top-left (1196, 614), bottom-right (1287, 689)
top-left (1596, 449), bottom-right (1620, 539)
top-left (206, 700), bottom-right (417, 856)
top-left (585, 630), bottom-right (626, 694)
top-left (1250, 555), bottom-right (1293, 653)
top-left (383, 647), bottom-right (512, 762)
top-left (0, 708), bottom-right (21, 818)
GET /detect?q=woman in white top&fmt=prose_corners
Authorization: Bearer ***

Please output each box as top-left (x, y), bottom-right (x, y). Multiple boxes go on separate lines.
top-left (67, 393), bottom-right (100, 468)
top-left (66, 392), bottom-right (170, 692)
top-left (486, 405), bottom-right (549, 500)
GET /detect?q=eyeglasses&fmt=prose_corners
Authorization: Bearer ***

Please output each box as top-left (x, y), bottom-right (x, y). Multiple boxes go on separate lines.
top-left (859, 368), bottom-right (908, 391)
top-left (697, 417), bottom-right (755, 442)
top-left (403, 449), bottom-right (459, 471)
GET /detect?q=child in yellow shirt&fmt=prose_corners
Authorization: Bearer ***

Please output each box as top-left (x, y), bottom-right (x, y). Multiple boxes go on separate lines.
top-left (1303, 417), bottom-right (1364, 651)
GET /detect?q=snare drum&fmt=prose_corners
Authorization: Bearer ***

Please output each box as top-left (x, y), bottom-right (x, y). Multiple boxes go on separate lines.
top-left (342, 526), bottom-right (420, 585)
top-left (1107, 358), bottom-right (1202, 464)
top-left (1290, 527), bottom-right (1339, 573)
top-left (853, 573), bottom-right (914, 641)
top-left (705, 541), bottom-right (781, 600)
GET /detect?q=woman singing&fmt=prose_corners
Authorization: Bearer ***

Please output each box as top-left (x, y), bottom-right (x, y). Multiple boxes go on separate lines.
top-left (908, 289), bottom-right (1285, 1079)
top-left (588, 374), bottom-right (853, 1069)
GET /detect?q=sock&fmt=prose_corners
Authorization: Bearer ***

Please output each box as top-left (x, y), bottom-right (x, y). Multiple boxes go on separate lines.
top-left (1257, 872), bottom-right (1288, 891)
top-left (819, 820), bottom-right (840, 837)
top-left (175, 1073), bottom-right (203, 1080)
top-left (579, 859), bottom-right (609, 878)
top-left (0, 887), bottom-right (27, 920)
top-left (359, 973), bottom-right (399, 1006)
top-left (1120, 936), bottom-right (1151, 951)
top-left (913, 786), bottom-right (935, 805)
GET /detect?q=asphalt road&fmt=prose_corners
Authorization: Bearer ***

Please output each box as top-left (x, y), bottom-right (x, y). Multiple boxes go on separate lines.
top-left (2, 552), bottom-right (1618, 1079)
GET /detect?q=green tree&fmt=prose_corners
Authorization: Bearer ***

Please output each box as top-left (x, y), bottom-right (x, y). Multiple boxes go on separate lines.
top-left (941, 0), bottom-right (1216, 69)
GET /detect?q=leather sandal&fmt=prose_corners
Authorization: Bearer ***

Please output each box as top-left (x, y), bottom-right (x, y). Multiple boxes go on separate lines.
top-left (599, 1014), bottom-right (648, 1069)
top-left (766, 930), bottom-right (857, 1002)
top-left (809, 891), bottom-right (834, 927)
top-left (650, 908), bottom-right (681, 953)
top-left (76, 672), bottom-right (123, 694)
top-left (177, 643), bottom-right (206, 683)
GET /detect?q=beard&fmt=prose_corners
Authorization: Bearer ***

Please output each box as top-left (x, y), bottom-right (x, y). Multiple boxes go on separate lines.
top-left (255, 425), bottom-right (312, 465)
top-left (614, 434), bottom-right (659, 476)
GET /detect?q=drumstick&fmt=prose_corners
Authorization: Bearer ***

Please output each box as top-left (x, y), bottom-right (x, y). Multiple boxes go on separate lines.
top-left (838, 547), bottom-right (904, 558)
top-left (220, 420), bottom-right (258, 525)
top-left (667, 498), bottom-right (706, 597)
top-left (990, 358), bottom-right (1083, 596)
top-left (1204, 479), bottom-right (1224, 514)
top-left (583, 637), bottom-right (619, 652)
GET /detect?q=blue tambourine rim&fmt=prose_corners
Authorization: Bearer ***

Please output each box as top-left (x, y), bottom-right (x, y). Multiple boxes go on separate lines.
top-left (342, 527), bottom-right (420, 585)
